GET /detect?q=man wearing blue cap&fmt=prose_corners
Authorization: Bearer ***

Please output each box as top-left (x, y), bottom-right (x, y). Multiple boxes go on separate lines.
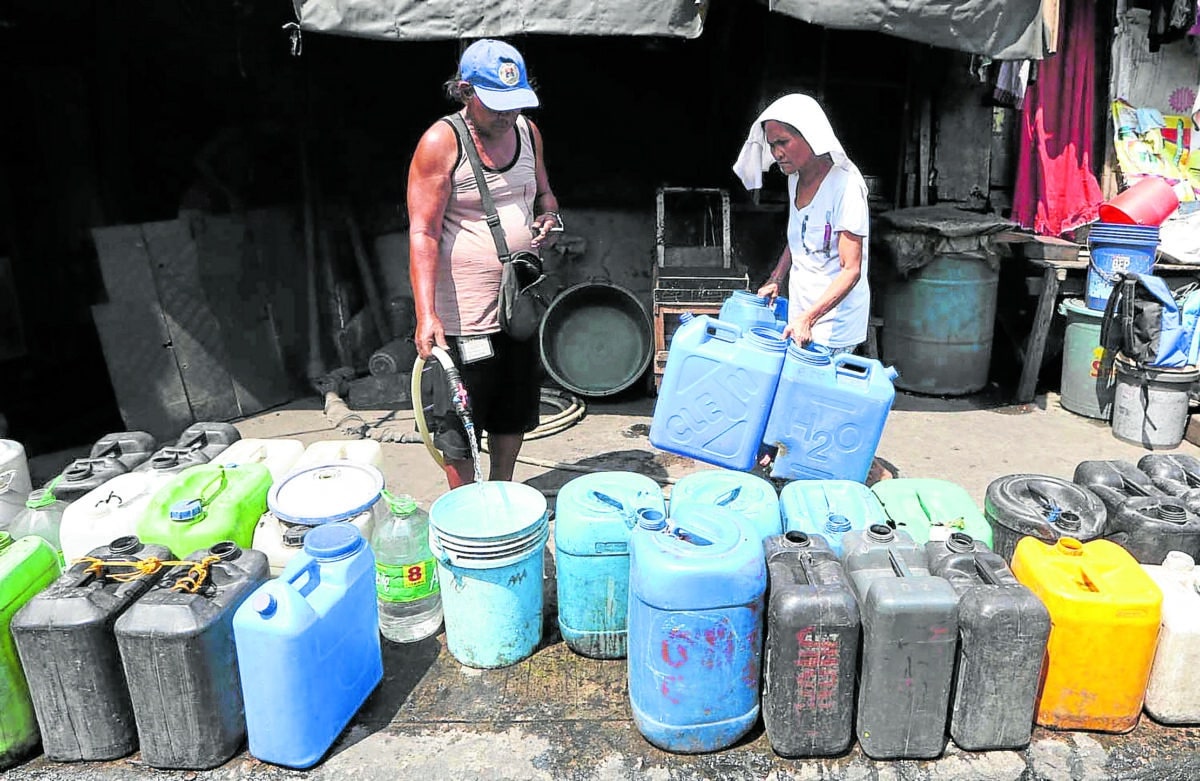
top-left (408, 39), bottom-right (562, 488)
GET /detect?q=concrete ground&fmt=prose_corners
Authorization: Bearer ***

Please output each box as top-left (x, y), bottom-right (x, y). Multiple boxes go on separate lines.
top-left (12, 386), bottom-right (1200, 781)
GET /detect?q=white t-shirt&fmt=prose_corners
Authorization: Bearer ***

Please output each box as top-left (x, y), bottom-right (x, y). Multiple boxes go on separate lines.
top-left (785, 166), bottom-right (871, 348)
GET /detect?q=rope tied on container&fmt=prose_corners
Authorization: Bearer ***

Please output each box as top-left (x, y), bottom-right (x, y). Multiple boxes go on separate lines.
top-left (170, 555), bottom-right (223, 593)
top-left (72, 556), bottom-right (218, 585)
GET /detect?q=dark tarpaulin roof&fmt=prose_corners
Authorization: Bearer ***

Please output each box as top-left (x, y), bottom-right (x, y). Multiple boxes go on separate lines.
top-left (767, 0), bottom-right (1053, 59)
top-left (291, 0), bottom-right (709, 40)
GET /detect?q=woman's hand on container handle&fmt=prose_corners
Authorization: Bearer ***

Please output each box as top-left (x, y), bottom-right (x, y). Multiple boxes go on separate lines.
top-left (783, 320), bottom-right (812, 347)
top-left (757, 280), bottom-right (779, 302)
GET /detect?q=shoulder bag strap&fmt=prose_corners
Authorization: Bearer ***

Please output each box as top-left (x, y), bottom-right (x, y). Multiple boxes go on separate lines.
top-left (446, 113), bottom-right (512, 264)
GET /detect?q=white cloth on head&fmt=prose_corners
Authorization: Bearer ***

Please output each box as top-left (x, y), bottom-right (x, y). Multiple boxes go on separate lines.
top-left (731, 93), bottom-right (860, 190)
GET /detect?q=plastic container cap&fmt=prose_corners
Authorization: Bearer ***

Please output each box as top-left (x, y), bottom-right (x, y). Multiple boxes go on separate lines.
top-left (170, 498), bottom-right (204, 522)
top-left (268, 462), bottom-right (384, 526)
top-left (25, 489), bottom-right (56, 509)
top-left (303, 522), bottom-right (364, 560)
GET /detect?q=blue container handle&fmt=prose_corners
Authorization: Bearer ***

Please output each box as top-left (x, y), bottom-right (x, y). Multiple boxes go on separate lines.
top-left (702, 320), bottom-right (742, 345)
top-left (714, 486), bottom-right (742, 507)
top-left (287, 557), bottom-right (322, 597)
top-left (833, 353), bottom-right (874, 380)
top-left (590, 490), bottom-right (626, 514)
top-left (670, 525), bottom-right (714, 546)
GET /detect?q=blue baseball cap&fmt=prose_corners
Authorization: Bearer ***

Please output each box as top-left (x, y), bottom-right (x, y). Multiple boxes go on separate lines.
top-left (459, 39), bottom-right (539, 112)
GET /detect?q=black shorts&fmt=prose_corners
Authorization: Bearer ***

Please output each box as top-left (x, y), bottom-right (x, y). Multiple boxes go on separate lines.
top-left (419, 332), bottom-right (542, 461)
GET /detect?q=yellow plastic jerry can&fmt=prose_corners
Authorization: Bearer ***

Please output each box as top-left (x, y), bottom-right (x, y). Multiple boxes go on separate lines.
top-left (1011, 537), bottom-right (1162, 732)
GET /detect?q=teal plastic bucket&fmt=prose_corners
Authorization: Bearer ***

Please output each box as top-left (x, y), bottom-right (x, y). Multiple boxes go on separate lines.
top-left (429, 482), bottom-right (549, 668)
top-left (1058, 298), bottom-right (1115, 420)
top-left (1086, 223), bottom-right (1158, 310)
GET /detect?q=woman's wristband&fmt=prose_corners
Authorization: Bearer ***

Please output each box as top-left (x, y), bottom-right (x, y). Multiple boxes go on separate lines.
top-left (544, 211), bottom-right (564, 231)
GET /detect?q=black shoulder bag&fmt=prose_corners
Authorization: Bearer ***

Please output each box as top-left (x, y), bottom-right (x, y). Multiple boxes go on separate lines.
top-left (446, 113), bottom-right (550, 342)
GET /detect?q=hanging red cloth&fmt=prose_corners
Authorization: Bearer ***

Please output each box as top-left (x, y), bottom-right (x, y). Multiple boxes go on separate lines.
top-left (1012, 0), bottom-right (1104, 236)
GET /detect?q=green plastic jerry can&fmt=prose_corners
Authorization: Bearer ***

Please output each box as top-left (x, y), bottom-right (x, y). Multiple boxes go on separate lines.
top-left (0, 532), bottom-right (62, 768)
top-left (136, 463), bottom-right (272, 557)
top-left (871, 478), bottom-right (994, 549)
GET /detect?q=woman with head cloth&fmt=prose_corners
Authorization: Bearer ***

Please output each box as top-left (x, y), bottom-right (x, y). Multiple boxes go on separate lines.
top-left (733, 94), bottom-right (870, 351)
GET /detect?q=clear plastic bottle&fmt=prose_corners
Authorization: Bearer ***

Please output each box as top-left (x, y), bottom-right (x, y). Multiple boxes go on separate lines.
top-left (8, 488), bottom-right (67, 559)
top-left (371, 492), bottom-right (443, 642)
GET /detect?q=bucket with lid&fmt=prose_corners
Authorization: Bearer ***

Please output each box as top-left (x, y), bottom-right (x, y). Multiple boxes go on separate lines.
top-left (1111, 353), bottom-right (1199, 450)
top-left (256, 461), bottom-right (387, 575)
top-left (428, 481), bottom-right (550, 668)
top-left (1086, 223), bottom-right (1158, 311)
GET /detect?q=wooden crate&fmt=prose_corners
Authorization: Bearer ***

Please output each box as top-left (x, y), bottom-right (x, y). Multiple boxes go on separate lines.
top-left (651, 302), bottom-right (723, 391)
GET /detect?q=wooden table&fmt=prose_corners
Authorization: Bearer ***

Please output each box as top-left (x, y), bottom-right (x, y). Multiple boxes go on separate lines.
top-left (1006, 233), bottom-right (1200, 404)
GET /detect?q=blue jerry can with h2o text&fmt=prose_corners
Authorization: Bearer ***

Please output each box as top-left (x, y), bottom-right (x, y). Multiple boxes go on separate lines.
top-left (763, 343), bottom-right (898, 482)
top-left (650, 315), bottom-right (787, 472)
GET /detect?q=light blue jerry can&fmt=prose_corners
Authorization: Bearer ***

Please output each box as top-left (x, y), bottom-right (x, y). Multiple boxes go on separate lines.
top-left (668, 468), bottom-right (781, 541)
top-left (650, 316), bottom-right (787, 471)
top-left (763, 343), bottom-right (898, 482)
top-left (780, 479), bottom-right (889, 556)
top-left (555, 471), bottom-right (666, 659)
top-left (628, 504), bottom-right (766, 753)
top-left (719, 290), bottom-right (780, 333)
top-left (233, 523), bottom-right (382, 769)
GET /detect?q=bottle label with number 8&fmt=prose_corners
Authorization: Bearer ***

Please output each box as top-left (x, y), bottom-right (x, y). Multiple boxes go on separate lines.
top-left (376, 559), bottom-right (440, 602)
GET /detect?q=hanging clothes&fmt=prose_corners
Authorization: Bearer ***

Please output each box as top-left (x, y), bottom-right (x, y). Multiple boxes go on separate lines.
top-left (1012, 0), bottom-right (1103, 236)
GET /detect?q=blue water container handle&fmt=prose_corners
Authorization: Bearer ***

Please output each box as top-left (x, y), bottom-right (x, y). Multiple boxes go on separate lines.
top-left (669, 525), bottom-right (714, 546)
top-left (714, 486), bottom-right (742, 507)
top-left (702, 320), bottom-right (742, 344)
top-left (590, 490), bottom-right (626, 514)
top-left (833, 353), bottom-right (874, 380)
top-left (287, 558), bottom-right (322, 597)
